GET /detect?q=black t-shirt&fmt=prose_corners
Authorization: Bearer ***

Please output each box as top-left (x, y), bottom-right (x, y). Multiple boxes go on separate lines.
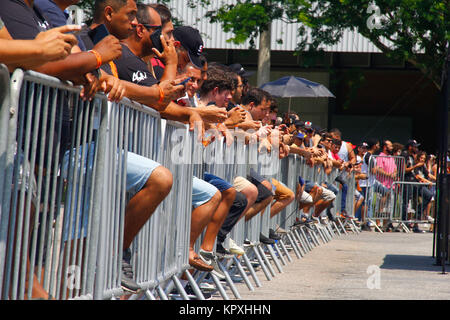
top-left (0, 0), bottom-right (50, 39)
top-left (401, 151), bottom-right (416, 182)
top-left (112, 44), bottom-right (158, 87)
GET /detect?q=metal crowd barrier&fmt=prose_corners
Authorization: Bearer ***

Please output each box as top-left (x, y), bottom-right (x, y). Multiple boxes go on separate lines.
top-left (391, 181), bottom-right (436, 232)
top-left (0, 64), bottom-right (14, 298)
top-left (363, 155), bottom-right (405, 232)
top-left (0, 68), bottom-right (362, 300)
top-left (0, 69), bottom-right (110, 300)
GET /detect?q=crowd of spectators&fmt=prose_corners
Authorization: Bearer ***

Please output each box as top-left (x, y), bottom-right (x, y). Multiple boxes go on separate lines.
top-left (0, 0), bottom-right (446, 300)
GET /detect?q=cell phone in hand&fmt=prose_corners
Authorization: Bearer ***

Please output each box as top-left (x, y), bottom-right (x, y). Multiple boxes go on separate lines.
top-left (150, 28), bottom-right (164, 53)
top-left (88, 24), bottom-right (109, 45)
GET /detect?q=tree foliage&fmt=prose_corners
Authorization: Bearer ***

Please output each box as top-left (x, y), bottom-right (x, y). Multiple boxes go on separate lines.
top-left (193, 0), bottom-right (450, 90)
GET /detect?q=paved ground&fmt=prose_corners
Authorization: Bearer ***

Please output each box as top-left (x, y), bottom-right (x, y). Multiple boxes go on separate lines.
top-left (217, 230), bottom-right (450, 300)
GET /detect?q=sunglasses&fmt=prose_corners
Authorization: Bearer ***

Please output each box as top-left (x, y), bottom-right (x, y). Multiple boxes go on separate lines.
top-left (141, 24), bottom-right (162, 31)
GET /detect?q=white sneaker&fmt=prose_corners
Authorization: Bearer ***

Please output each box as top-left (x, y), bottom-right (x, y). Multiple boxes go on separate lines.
top-left (199, 282), bottom-right (216, 291)
top-left (427, 216), bottom-right (435, 223)
top-left (199, 249), bottom-right (226, 280)
top-left (228, 238), bottom-right (245, 255)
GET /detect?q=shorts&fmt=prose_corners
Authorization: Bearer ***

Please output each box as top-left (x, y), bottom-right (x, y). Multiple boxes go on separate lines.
top-left (204, 172), bottom-right (233, 192)
top-left (354, 189), bottom-right (364, 201)
top-left (323, 181), bottom-right (338, 195)
top-left (247, 169), bottom-right (274, 202)
top-left (126, 151), bottom-right (161, 197)
top-left (272, 178), bottom-right (294, 201)
top-left (63, 148), bottom-right (161, 241)
top-left (321, 186), bottom-right (336, 201)
top-left (192, 176), bottom-right (219, 208)
top-left (233, 176), bottom-right (253, 192)
top-left (298, 191), bottom-right (313, 204)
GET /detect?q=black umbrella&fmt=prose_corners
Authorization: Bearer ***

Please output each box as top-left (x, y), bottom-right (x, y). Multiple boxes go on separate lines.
top-left (260, 76), bottom-right (335, 113)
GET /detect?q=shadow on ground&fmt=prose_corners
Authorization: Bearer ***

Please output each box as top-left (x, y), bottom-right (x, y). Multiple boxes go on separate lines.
top-left (380, 254), bottom-right (447, 272)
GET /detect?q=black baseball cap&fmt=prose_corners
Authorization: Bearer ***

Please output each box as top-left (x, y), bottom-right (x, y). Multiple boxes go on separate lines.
top-left (406, 139), bottom-right (420, 148)
top-left (173, 26), bottom-right (205, 69)
top-left (229, 63), bottom-right (255, 78)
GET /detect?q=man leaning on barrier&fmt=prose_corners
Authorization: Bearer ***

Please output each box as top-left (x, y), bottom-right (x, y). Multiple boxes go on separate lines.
top-left (0, 0), bottom-right (127, 102)
top-left (0, 0), bottom-right (128, 300)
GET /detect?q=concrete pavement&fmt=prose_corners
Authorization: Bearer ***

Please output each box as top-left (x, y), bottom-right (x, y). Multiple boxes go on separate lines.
top-left (217, 230), bottom-right (450, 300)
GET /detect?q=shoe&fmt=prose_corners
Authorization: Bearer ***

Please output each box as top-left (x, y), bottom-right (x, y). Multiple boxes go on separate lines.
top-left (340, 209), bottom-right (349, 218)
top-left (121, 249), bottom-right (141, 293)
top-left (189, 255), bottom-right (214, 272)
top-left (184, 284), bottom-right (212, 300)
top-left (199, 282), bottom-right (216, 292)
top-left (199, 249), bottom-right (226, 280)
top-left (244, 239), bottom-right (256, 246)
top-left (228, 238), bottom-right (245, 255)
top-left (216, 242), bottom-right (234, 258)
top-left (260, 232), bottom-right (275, 244)
top-left (427, 216), bottom-right (435, 223)
top-left (413, 227), bottom-right (425, 233)
top-left (326, 212), bottom-right (337, 222)
top-left (269, 228), bottom-right (281, 240)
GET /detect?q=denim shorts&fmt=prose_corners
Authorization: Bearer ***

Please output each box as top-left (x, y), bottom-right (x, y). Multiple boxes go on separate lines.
top-left (192, 176), bottom-right (219, 208)
top-left (203, 172), bottom-right (233, 192)
top-left (126, 151), bottom-right (161, 197)
top-left (62, 148), bottom-right (161, 241)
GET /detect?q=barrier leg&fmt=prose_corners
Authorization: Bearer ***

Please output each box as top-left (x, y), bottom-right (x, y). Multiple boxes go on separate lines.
top-left (241, 253), bottom-right (262, 287)
top-left (184, 270), bottom-right (205, 300)
top-left (171, 275), bottom-right (189, 300)
top-left (337, 219), bottom-right (348, 235)
top-left (266, 244), bottom-right (283, 273)
top-left (145, 289), bottom-right (157, 300)
top-left (274, 241), bottom-right (287, 266)
top-left (251, 246), bottom-right (272, 281)
top-left (156, 285), bottom-right (169, 300)
top-left (278, 237), bottom-right (293, 262)
top-left (298, 227), bottom-right (313, 251)
top-left (217, 260), bottom-right (241, 300)
top-left (293, 227), bottom-right (309, 254)
top-left (210, 272), bottom-right (229, 300)
top-left (285, 232), bottom-right (302, 258)
top-left (258, 245), bottom-right (277, 277)
top-left (333, 220), bottom-right (343, 235)
top-left (314, 224), bottom-right (327, 244)
top-left (232, 256), bottom-right (254, 291)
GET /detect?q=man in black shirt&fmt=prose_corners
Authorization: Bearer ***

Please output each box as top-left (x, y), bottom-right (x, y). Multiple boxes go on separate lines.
top-left (0, 0), bottom-right (123, 101)
top-left (401, 139), bottom-right (425, 232)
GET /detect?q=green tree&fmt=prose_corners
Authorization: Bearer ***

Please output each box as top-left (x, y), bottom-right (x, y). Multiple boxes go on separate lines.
top-left (194, 0), bottom-right (449, 90)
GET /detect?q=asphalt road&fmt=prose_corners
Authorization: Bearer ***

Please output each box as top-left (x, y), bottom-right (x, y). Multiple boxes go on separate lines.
top-left (217, 230), bottom-right (450, 300)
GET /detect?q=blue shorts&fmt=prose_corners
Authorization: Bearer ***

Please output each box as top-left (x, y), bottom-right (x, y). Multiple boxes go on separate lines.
top-left (63, 148), bottom-right (161, 241)
top-left (126, 151), bottom-right (161, 197)
top-left (192, 176), bottom-right (219, 208)
top-left (203, 172), bottom-right (233, 192)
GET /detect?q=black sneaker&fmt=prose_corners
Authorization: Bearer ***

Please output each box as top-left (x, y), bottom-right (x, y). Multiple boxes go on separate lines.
top-left (412, 227), bottom-right (425, 233)
top-left (216, 243), bottom-right (234, 258)
top-left (260, 232), bottom-right (275, 245)
top-left (269, 228), bottom-right (281, 240)
top-left (121, 249), bottom-right (141, 293)
top-left (184, 283), bottom-right (212, 300)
